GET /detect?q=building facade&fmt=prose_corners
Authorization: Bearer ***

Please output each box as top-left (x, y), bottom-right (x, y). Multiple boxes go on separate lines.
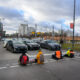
top-left (0, 22), bottom-right (5, 40)
top-left (18, 24), bottom-right (35, 36)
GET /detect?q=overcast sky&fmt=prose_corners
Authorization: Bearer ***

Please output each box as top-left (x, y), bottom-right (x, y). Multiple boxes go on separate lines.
top-left (0, 0), bottom-right (80, 34)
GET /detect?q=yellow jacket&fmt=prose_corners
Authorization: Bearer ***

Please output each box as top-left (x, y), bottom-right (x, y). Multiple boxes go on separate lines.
top-left (36, 51), bottom-right (44, 64)
top-left (66, 50), bottom-right (70, 56)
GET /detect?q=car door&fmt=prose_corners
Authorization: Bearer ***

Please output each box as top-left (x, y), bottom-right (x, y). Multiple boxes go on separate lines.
top-left (41, 41), bottom-right (47, 48)
top-left (6, 41), bottom-right (9, 50)
top-left (8, 41), bottom-right (13, 51)
top-left (44, 41), bottom-right (49, 49)
top-left (40, 41), bottom-right (45, 48)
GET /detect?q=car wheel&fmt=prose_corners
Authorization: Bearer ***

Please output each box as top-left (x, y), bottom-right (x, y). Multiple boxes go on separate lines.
top-left (11, 48), bottom-right (14, 53)
top-left (40, 45), bottom-right (43, 48)
top-left (6, 45), bottom-right (8, 50)
top-left (27, 47), bottom-right (28, 51)
top-left (28, 46), bottom-right (30, 50)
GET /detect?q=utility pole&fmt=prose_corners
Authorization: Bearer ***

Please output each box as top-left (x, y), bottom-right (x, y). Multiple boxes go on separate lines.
top-left (26, 21), bottom-right (28, 37)
top-left (52, 26), bottom-right (54, 37)
top-left (35, 24), bottom-right (37, 38)
top-left (61, 24), bottom-right (63, 40)
top-left (72, 0), bottom-right (76, 49)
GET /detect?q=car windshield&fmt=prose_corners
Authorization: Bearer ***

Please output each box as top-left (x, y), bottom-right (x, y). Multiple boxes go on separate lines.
top-left (26, 41), bottom-right (31, 43)
top-left (30, 40), bottom-right (35, 43)
top-left (47, 40), bottom-right (56, 43)
top-left (13, 41), bottom-right (24, 44)
top-left (5, 39), bottom-right (12, 41)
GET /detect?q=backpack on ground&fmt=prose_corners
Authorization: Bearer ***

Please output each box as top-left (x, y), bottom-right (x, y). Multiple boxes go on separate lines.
top-left (40, 54), bottom-right (44, 62)
top-left (21, 56), bottom-right (28, 65)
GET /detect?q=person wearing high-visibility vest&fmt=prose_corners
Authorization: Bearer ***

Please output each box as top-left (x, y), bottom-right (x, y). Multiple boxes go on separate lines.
top-left (52, 50), bottom-right (62, 60)
top-left (35, 49), bottom-right (44, 64)
top-left (64, 49), bottom-right (74, 58)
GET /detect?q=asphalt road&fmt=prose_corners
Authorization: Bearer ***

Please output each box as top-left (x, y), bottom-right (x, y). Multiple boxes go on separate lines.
top-left (0, 42), bottom-right (80, 80)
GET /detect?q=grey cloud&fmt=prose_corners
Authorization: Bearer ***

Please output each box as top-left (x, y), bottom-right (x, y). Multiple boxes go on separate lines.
top-left (0, 6), bottom-right (23, 19)
top-left (0, 0), bottom-right (80, 34)
top-left (0, 0), bottom-right (79, 21)
top-left (26, 0), bottom-right (80, 21)
top-left (24, 0), bottom-right (74, 20)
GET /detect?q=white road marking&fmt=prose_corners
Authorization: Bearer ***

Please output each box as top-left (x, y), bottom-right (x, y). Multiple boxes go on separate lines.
top-left (44, 61), bottom-right (48, 63)
top-left (0, 59), bottom-right (56, 70)
top-left (0, 56), bottom-right (80, 70)
top-left (44, 54), bottom-right (53, 56)
top-left (26, 53), bottom-right (52, 57)
top-left (9, 65), bottom-right (19, 68)
top-left (0, 67), bottom-right (7, 70)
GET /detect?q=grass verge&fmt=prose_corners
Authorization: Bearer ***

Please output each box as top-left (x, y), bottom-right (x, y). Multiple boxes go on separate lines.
top-left (62, 43), bottom-right (80, 52)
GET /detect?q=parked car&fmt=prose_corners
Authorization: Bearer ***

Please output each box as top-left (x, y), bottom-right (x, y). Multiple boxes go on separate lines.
top-left (32, 39), bottom-right (42, 44)
top-left (40, 40), bottom-right (61, 50)
top-left (3, 39), bottom-right (12, 48)
top-left (6, 40), bottom-right (28, 53)
top-left (23, 40), bottom-right (40, 50)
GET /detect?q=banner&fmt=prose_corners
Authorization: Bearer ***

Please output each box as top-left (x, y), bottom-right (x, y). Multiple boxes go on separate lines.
top-left (70, 23), bottom-right (74, 29)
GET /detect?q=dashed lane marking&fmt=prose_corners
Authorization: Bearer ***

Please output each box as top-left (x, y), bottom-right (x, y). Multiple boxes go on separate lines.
top-left (0, 67), bottom-right (7, 70)
top-left (0, 59), bottom-right (57, 70)
top-left (9, 65), bottom-right (19, 68)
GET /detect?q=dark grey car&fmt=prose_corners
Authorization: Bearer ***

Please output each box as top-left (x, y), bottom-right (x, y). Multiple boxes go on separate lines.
top-left (23, 40), bottom-right (40, 50)
top-left (40, 40), bottom-right (61, 50)
top-left (6, 40), bottom-right (28, 53)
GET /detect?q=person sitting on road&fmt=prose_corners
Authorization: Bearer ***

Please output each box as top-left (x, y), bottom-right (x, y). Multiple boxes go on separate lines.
top-left (64, 48), bottom-right (74, 58)
top-left (35, 49), bottom-right (44, 64)
top-left (52, 50), bottom-right (63, 60)
top-left (19, 52), bottom-right (29, 65)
